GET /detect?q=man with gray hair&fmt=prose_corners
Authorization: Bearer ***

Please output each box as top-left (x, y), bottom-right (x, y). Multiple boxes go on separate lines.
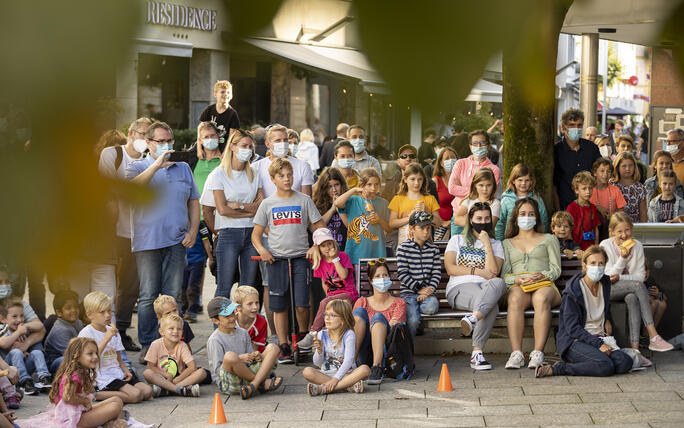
top-left (319, 122), bottom-right (349, 169)
top-left (666, 128), bottom-right (684, 185)
top-left (126, 120), bottom-right (201, 363)
top-left (583, 126), bottom-right (599, 142)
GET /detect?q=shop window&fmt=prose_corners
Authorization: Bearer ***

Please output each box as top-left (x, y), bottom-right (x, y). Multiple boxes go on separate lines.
top-left (137, 53), bottom-right (189, 130)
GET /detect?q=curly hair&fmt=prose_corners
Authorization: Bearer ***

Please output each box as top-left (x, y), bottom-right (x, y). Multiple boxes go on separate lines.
top-left (313, 167), bottom-right (348, 215)
top-left (49, 337), bottom-right (98, 405)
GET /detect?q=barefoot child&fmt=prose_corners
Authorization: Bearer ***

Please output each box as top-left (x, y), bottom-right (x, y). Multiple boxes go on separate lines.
top-left (388, 163), bottom-right (440, 245)
top-left (16, 337), bottom-right (127, 428)
top-left (143, 314), bottom-right (206, 397)
top-left (551, 211), bottom-right (582, 259)
top-left (566, 171), bottom-right (600, 250)
top-left (303, 300), bottom-right (370, 395)
top-left (78, 292), bottom-right (153, 403)
top-left (234, 286), bottom-right (268, 352)
top-left (206, 297), bottom-right (282, 400)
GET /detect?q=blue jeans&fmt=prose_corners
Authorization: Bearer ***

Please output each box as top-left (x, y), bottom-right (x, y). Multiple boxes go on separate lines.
top-left (353, 307), bottom-right (391, 367)
top-left (182, 260), bottom-right (205, 316)
top-left (554, 340), bottom-right (632, 377)
top-left (402, 293), bottom-right (439, 338)
top-left (49, 357), bottom-right (63, 374)
top-left (6, 343), bottom-right (50, 382)
top-left (134, 243), bottom-right (186, 347)
top-left (216, 228), bottom-right (258, 297)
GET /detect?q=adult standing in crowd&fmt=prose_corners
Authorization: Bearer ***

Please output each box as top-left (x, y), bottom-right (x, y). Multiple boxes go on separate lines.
top-left (331, 125), bottom-right (381, 176)
top-left (553, 108), bottom-right (601, 210)
top-left (418, 128), bottom-right (437, 167)
top-left (319, 122), bottom-right (349, 169)
top-left (200, 129), bottom-right (263, 300)
top-left (432, 147), bottom-right (457, 240)
top-left (98, 117), bottom-right (151, 351)
top-left (666, 128), bottom-right (684, 186)
top-left (371, 135), bottom-right (392, 160)
top-left (382, 144), bottom-right (439, 203)
top-left (608, 119), bottom-right (625, 154)
top-left (198, 80), bottom-right (240, 151)
top-left (252, 125), bottom-right (267, 157)
top-left (502, 198), bottom-right (561, 370)
top-left (584, 126), bottom-right (599, 143)
top-left (295, 128), bottom-right (320, 175)
top-left (126, 121), bottom-right (200, 363)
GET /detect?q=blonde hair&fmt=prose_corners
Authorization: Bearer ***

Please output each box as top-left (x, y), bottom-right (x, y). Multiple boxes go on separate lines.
top-left (268, 157), bottom-right (293, 178)
top-left (197, 121), bottom-right (221, 138)
top-left (159, 313), bottom-right (183, 329)
top-left (616, 134), bottom-right (635, 150)
top-left (358, 167), bottom-right (381, 187)
top-left (266, 125), bottom-right (288, 143)
top-left (608, 211), bottom-right (633, 233)
top-left (153, 295), bottom-right (177, 318)
top-left (507, 163), bottom-right (536, 193)
top-left (83, 292), bottom-right (111, 314)
top-left (572, 171), bottom-right (596, 190)
top-left (594, 135), bottom-right (610, 147)
top-left (651, 150), bottom-right (674, 176)
top-left (613, 151), bottom-right (641, 182)
top-left (127, 117), bottom-right (153, 137)
top-left (582, 245), bottom-right (608, 266)
top-left (300, 128), bottom-right (314, 143)
top-left (325, 300), bottom-right (354, 348)
top-left (467, 167), bottom-right (497, 200)
top-left (220, 129), bottom-right (255, 182)
top-left (551, 210), bottom-right (574, 229)
top-left (94, 129), bottom-right (126, 158)
top-left (233, 286), bottom-right (259, 305)
top-left (214, 80), bottom-right (232, 92)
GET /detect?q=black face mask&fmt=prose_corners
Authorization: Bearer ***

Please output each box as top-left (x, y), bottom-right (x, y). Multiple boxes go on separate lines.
top-left (471, 221), bottom-right (492, 234)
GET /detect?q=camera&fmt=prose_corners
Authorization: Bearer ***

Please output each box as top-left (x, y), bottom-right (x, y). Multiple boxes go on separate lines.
top-left (582, 231), bottom-right (595, 241)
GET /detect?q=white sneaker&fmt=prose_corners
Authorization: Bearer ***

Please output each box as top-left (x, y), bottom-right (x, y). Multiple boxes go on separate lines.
top-left (297, 332), bottom-right (314, 350)
top-left (460, 315), bottom-right (475, 337)
top-left (470, 352), bottom-right (492, 370)
top-left (505, 350), bottom-right (525, 369)
top-left (528, 350), bottom-right (544, 369)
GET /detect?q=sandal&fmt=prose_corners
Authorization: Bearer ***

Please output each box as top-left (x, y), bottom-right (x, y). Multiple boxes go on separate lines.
top-left (258, 376), bottom-right (283, 393)
top-left (535, 363), bottom-right (555, 378)
top-left (306, 383), bottom-right (326, 396)
top-left (240, 383), bottom-right (257, 400)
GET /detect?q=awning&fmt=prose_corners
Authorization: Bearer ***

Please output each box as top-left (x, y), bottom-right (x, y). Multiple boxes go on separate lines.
top-left (244, 37), bottom-right (503, 102)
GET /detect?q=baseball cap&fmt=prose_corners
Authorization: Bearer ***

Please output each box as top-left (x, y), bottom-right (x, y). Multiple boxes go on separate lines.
top-left (208, 296), bottom-right (231, 318)
top-left (409, 210), bottom-right (433, 226)
top-left (397, 144), bottom-right (417, 156)
top-left (312, 228), bottom-right (335, 246)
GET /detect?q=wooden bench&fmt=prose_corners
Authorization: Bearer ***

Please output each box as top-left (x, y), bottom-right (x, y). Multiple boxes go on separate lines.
top-left (354, 241), bottom-right (583, 322)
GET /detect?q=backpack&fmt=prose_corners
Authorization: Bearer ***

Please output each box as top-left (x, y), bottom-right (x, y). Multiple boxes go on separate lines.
top-left (114, 145), bottom-right (123, 171)
top-left (383, 323), bottom-right (415, 380)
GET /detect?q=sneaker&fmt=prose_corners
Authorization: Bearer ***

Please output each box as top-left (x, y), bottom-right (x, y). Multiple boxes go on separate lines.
top-left (460, 315), bottom-right (476, 337)
top-left (152, 385), bottom-right (162, 398)
top-left (278, 344), bottom-right (294, 364)
top-left (528, 350), bottom-right (544, 369)
top-left (535, 363), bottom-right (554, 378)
top-left (121, 333), bottom-right (141, 352)
top-left (649, 335), bottom-right (675, 352)
top-left (183, 313), bottom-right (197, 323)
top-left (306, 383), bottom-right (325, 396)
top-left (638, 353), bottom-right (653, 368)
top-left (296, 332), bottom-right (314, 350)
top-left (346, 380), bottom-right (364, 393)
top-left (138, 346), bottom-right (150, 365)
top-left (35, 374), bottom-right (52, 392)
top-left (367, 365), bottom-right (383, 385)
top-left (6, 396), bottom-right (20, 409)
top-left (19, 379), bottom-right (37, 396)
top-left (505, 351), bottom-right (525, 369)
top-left (470, 352), bottom-right (492, 370)
top-left (180, 384), bottom-right (200, 397)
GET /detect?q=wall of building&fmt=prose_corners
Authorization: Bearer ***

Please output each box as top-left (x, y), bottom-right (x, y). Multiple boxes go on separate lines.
top-left (651, 48), bottom-right (684, 106)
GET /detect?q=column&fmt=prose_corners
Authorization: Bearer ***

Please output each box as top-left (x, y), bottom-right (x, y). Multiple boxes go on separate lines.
top-left (189, 49), bottom-right (230, 129)
top-left (580, 33), bottom-right (599, 128)
top-left (115, 49), bottom-right (139, 128)
top-left (410, 107), bottom-right (421, 148)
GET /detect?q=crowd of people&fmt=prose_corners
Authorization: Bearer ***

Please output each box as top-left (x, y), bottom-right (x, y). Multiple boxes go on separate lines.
top-left (1, 80), bottom-right (684, 427)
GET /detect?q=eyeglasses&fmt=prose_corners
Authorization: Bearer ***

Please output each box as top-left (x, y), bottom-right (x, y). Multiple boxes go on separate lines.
top-left (324, 313), bottom-right (341, 319)
top-left (149, 138), bottom-right (175, 144)
top-left (367, 257), bottom-right (386, 265)
top-left (666, 138), bottom-right (684, 143)
top-left (470, 141), bottom-right (488, 147)
top-left (399, 153), bottom-right (417, 159)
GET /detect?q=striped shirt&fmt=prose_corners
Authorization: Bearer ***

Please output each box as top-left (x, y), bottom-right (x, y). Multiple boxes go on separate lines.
top-left (396, 239), bottom-right (442, 295)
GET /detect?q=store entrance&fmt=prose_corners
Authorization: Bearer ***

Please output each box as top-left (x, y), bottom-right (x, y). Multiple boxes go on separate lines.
top-left (137, 53), bottom-right (189, 130)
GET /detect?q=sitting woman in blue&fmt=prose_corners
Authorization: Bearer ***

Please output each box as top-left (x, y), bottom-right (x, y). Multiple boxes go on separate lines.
top-left (535, 245), bottom-right (633, 378)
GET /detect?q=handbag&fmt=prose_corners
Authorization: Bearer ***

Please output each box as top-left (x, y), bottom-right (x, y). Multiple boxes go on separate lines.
top-left (504, 271), bottom-right (554, 293)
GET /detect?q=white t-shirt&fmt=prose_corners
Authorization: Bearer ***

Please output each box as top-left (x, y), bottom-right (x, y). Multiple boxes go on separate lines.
top-left (251, 156), bottom-right (314, 198)
top-left (580, 278), bottom-right (606, 336)
top-left (200, 167), bottom-right (261, 229)
top-left (444, 234), bottom-right (504, 291)
top-left (295, 141), bottom-right (320, 173)
top-left (78, 324), bottom-right (125, 389)
top-left (459, 197), bottom-right (502, 219)
top-left (98, 146), bottom-right (141, 239)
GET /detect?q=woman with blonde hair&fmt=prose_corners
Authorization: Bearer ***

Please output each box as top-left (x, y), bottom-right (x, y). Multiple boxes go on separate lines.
top-left (200, 129), bottom-right (264, 298)
top-left (295, 128), bottom-right (320, 174)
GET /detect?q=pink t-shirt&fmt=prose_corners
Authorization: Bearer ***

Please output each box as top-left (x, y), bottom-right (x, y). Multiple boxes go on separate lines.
top-left (57, 371), bottom-right (83, 404)
top-left (313, 251), bottom-right (358, 301)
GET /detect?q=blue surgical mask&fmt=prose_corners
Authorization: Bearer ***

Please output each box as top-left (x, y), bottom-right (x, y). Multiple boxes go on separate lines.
top-left (338, 158), bottom-right (355, 169)
top-left (586, 265), bottom-right (605, 282)
top-left (443, 158), bottom-right (457, 172)
top-left (470, 146), bottom-right (488, 159)
top-left (517, 216), bottom-right (536, 231)
top-left (203, 138), bottom-right (219, 150)
top-left (0, 284), bottom-right (12, 299)
top-left (272, 142), bottom-right (288, 158)
top-left (350, 138), bottom-right (366, 154)
top-left (567, 127), bottom-right (582, 142)
top-left (372, 277), bottom-right (392, 292)
top-left (289, 143), bottom-right (299, 156)
top-left (155, 143), bottom-right (171, 157)
top-left (236, 148), bottom-right (252, 162)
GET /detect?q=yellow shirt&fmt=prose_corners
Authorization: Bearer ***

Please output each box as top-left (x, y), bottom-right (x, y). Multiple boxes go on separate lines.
top-left (388, 194), bottom-right (440, 218)
top-left (344, 171), bottom-right (359, 188)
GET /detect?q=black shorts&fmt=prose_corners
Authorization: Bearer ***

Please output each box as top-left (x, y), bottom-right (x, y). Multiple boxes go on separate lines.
top-left (200, 368), bottom-right (212, 385)
top-left (99, 372), bottom-right (141, 392)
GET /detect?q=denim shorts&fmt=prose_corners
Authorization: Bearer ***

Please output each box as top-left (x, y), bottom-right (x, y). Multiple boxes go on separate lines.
top-left (267, 257), bottom-right (311, 312)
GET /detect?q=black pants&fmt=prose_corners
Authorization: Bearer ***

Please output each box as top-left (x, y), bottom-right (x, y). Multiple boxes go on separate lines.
top-left (115, 236), bottom-right (140, 331)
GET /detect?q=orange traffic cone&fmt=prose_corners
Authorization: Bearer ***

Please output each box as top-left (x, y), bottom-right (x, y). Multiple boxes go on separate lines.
top-left (436, 363), bottom-right (454, 392)
top-left (208, 392), bottom-right (228, 424)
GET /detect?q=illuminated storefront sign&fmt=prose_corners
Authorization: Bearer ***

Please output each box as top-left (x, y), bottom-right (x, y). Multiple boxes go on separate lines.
top-left (146, 1), bottom-right (217, 31)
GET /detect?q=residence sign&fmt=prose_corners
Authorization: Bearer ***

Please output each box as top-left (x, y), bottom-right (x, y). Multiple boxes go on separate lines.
top-left (146, 0), bottom-right (217, 31)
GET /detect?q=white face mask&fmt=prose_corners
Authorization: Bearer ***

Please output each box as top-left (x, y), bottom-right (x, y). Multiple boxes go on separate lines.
top-left (0, 284), bottom-right (12, 299)
top-left (272, 142), bottom-right (289, 158)
top-left (289, 143), bottom-right (299, 157)
top-left (236, 148), bottom-right (252, 162)
top-left (133, 139), bottom-right (148, 153)
top-left (599, 145), bottom-right (612, 158)
top-left (517, 216), bottom-right (536, 231)
top-left (350, 138), bottom-right (366, 154)
top-left (586, 265), bottom-right (605, 282)
top-left (443, 158), bottom-right (457, 172)
top-left (202, 138), bottom-right (219, 150)
top-left (666, 144), bottom-right (680, 156)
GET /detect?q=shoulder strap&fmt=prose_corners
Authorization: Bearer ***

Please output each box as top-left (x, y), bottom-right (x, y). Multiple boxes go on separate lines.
top-left (114, 145), bottom-right (123, 171)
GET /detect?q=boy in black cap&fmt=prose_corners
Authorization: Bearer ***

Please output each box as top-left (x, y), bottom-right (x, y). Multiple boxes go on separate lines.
top-left (396, 211), bottom-right (441, 338)
top-left (206, 297), bottom-right (282, 399)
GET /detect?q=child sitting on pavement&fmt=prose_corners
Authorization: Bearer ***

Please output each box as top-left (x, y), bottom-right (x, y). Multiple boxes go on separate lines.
top-left (143, 313), bottom-right (206, 397)
top-left (149, 295), bottom-right (195, 352)
top-left (234, 286), bottom-right (268, 352)
top-left (206, 297), bottom-right (282, 400)
top-left (44, 290), bottom-right (83, 374)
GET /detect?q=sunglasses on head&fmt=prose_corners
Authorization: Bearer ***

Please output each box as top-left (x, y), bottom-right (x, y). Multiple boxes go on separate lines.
top-left (399, 153), bottom-right (417, 159)
top-left (265, 123), bottom-right (284, 131)
top-left (367, 258), bottom-right (386, 266)
top-left (410, 212), bottom-right (433, 225)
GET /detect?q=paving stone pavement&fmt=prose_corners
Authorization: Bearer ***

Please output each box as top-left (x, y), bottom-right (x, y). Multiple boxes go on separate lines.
top-left (12, 277), bottom-right (684, 427)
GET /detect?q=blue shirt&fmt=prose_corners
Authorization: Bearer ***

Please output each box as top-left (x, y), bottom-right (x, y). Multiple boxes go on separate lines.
top-left (339, 194), bottom-right (389, 264)
top-left (126, 156), bottom-right (200, 252)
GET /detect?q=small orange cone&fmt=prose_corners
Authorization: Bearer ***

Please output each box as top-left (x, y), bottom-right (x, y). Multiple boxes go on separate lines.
top-left (208, 393), bottom-right (228, 424)
top-left (436, 363), bottom-right (454, 392)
